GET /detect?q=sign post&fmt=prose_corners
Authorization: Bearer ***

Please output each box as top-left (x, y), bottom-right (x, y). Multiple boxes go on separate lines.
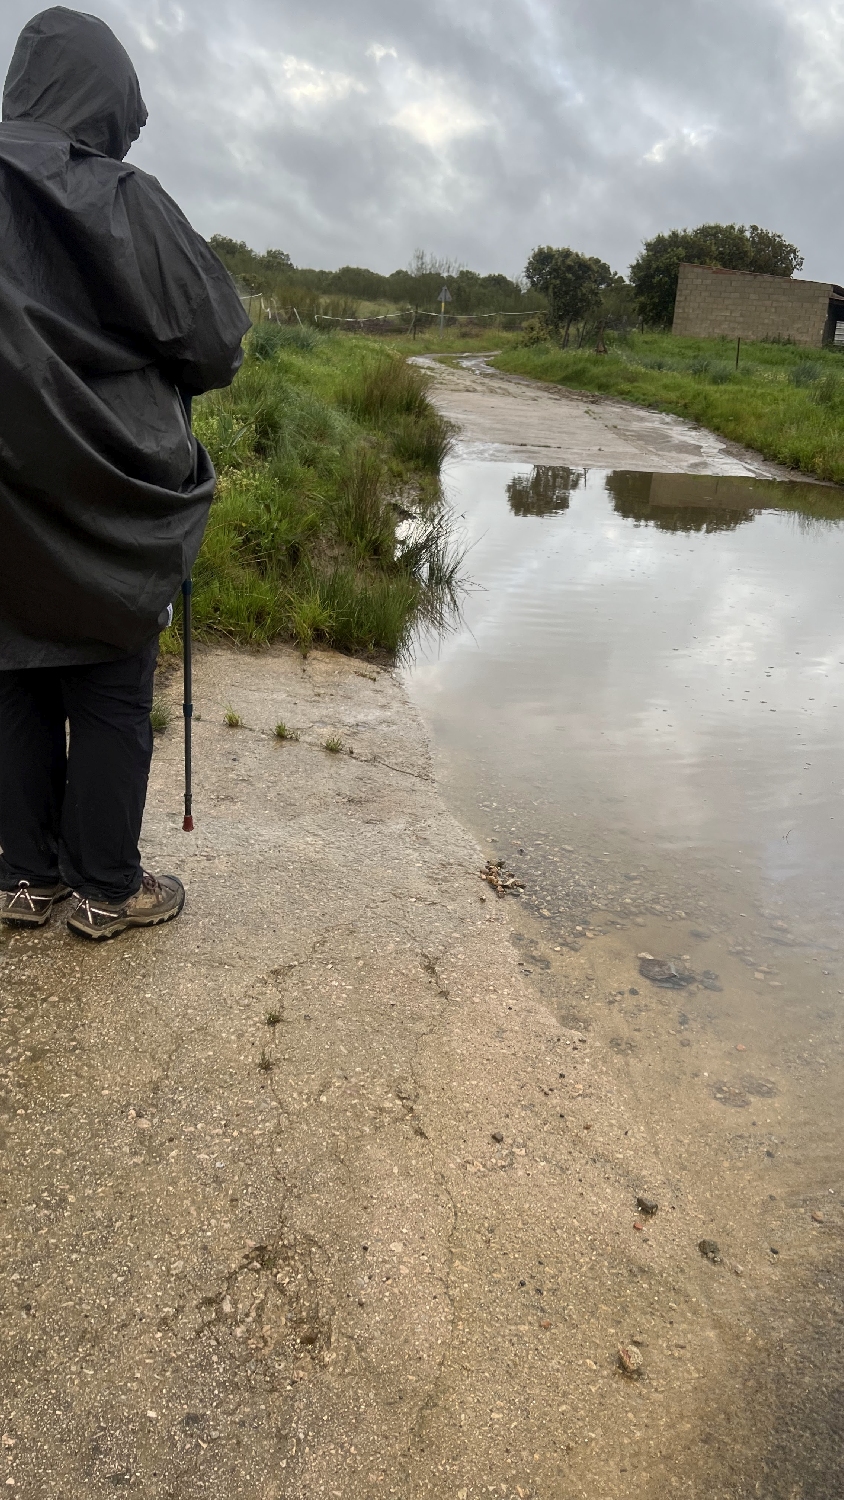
top-left (438, 284), bottom-right (452, 335)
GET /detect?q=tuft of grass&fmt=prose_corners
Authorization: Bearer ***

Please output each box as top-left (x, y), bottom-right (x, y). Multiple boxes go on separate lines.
top-left (224, 706), bottom-right (244, 727)
top-left (251, 321), bottom-right (323, 358)
top-left (493, 332), bottom-right (844, 483)
top-left (324, 735), bottom-right (344, 753)
top-left (390, 411), bottom-right (455, 470)
top-left (265, 1010), bottom-right (282, 1026)
top-left (258, 1048), bottom-right (274, 1072)
top-left (334, 449), bottom-right (396, 562)
top-left (150, 698), bottom-right (170, 733)
top-left (274, 721), bottom-right (299, 741)
top-left (338, 352), bottom-right (431, 423)
top-left (789, 361), bottom-right (824, 387)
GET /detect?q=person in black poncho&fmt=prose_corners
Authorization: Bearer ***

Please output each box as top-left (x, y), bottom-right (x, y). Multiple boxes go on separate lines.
top-left (0, 7), bottom-right (250, 938)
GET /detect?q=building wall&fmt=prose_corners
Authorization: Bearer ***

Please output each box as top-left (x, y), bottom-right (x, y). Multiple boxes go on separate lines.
top-left (672, 264), bottom-right (831, 346)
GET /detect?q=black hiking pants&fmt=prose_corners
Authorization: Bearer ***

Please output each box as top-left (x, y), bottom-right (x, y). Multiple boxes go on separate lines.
top-left (0, 641), bottom-right (158, 903)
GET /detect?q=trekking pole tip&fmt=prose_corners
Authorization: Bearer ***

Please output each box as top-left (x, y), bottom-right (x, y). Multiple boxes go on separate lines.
top-left (182, 814), bottom-right (194, 832)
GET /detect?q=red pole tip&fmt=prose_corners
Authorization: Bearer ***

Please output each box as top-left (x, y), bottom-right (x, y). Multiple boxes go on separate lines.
top-left (182, 815), bottom-right (194, 832)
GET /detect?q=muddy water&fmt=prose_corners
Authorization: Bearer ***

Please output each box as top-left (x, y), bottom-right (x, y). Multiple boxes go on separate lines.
top-left (405, 462), bottom-right (844, 1494)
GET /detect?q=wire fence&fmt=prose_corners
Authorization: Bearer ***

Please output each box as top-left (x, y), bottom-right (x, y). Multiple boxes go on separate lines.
top-left (239, 292), bottom-right (537, 336)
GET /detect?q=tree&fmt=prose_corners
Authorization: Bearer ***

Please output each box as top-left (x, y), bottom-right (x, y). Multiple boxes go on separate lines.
top-left (629, 223), bottom-right (803, 327)
top-left (525, 246), bottom-right (613, 342)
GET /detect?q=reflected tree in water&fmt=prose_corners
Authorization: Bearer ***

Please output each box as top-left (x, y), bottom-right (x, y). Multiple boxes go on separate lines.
top-left (604, 472), bottom-right (755, 534)
top-left (507, 466), bottom-right (581, 516)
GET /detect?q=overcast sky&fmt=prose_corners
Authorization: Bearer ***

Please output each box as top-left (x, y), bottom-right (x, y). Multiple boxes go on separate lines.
top-left (2, 1), bottom-right (843, 280)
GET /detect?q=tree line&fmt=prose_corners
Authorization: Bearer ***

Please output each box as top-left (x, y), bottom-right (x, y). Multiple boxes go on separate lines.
top-left (208, 239), bottom-right (544, 316)
top-left (210, 221), bottom-right (803, 332)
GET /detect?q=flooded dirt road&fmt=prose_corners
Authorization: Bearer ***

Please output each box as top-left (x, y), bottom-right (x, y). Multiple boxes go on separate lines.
top-left (404, 363), bottom-right (844, 1495)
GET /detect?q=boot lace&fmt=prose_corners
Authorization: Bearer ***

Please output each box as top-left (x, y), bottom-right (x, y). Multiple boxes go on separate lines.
top-left (8, 881), bottom-right (49, 912)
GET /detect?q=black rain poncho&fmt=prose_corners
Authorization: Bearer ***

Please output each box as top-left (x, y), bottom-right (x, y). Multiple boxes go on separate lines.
top-left (0, 7), bottom-right (251, 667)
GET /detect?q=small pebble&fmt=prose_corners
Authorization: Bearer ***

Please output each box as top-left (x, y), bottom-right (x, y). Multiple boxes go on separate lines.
top-left (811, 1211), bottom-right (825, 1224)
top-left (633, 1221), bottom-right (644, 1231)
top-left (698, 1238), bottom-right (721, 1263)
top-left (491, 1131), bottom-right (504, 1144)
top-left (636, 1196), bottom-right (659, 1216)
top-left (735, 1044), bottom-right (746, 1052)
top-left (617, 1344), bottom-right (643, 1376)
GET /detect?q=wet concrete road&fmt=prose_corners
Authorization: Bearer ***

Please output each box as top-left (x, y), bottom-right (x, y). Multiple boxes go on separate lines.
top-left (419, 354), bottom-right (792, 475)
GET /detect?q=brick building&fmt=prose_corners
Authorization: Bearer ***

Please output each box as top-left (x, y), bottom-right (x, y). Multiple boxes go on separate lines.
top-left (672, 263), bottom-right (844, 346)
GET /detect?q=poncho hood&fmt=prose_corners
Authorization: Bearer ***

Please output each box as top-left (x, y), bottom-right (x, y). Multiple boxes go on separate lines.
top-left (3, 6), bottom-right (147, 161)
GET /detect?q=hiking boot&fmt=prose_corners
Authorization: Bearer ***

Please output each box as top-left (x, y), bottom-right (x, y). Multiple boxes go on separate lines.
top-left (67, 872), bottom-right (185, 941)
top-left (0, 880), bottom-right (72, 928)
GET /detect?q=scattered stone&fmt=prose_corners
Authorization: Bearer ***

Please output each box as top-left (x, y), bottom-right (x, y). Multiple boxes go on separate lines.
top-left (698, 1239), bottom-right (722, 1263)
top-left (811, 1211), bottom-right (825, 1224)
top-left (638, 956), bottom-right (697, 989)
top-left (491, 1131), bottom-right (504, 1143)
top-left (617, 1344), bottom-right (643, 1377)
top-left (479, 860), bottom-right (524, 898)
top-left (636, 1196), bottom-right (658, 1216)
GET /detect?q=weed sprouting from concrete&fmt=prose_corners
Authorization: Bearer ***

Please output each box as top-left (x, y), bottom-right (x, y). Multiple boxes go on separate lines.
top-left (265, 1010), bottom-right (282, 1027)
top-left (258, 1048), bottom-right (274, 1072)
top-left (224, 706), bottom-right (244, 727)
top-left (274, 721), bottom-right (299, 741)
top-left (324, 736), bottom-right (344, 753)
top-left (150, 698), bottom-right (170, 733)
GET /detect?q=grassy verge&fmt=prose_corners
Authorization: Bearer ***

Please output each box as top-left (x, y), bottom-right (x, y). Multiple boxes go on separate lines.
top-left (165, 327), bottom-right (459, 658)
top-left (493, 333), bottom-right (844, 483)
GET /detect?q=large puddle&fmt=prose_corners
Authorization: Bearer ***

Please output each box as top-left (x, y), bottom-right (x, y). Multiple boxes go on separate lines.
top-left (408, 463), bottom-right (844, 951)
top-left (405, 462), bottom-right (844, 1487)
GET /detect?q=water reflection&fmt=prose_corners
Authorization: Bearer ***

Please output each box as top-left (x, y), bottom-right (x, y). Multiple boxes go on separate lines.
top-left (507, 465), bottom-right (580, 516)
top-left (605, 471), bottom-right (756, 533)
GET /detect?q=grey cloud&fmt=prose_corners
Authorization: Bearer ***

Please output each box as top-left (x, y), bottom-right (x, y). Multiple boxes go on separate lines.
top-left (1, 0), bottom-right (842, 278)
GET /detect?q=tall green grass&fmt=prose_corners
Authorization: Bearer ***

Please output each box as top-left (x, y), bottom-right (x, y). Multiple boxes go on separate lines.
top-left (172, 332), bottom-right (459, 657)
top-left (494, 333), bottom-right (844, 483)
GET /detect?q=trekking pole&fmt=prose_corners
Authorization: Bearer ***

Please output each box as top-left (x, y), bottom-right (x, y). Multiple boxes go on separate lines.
top-left (179, 387), bottom-right (195, 833)
top-left (181, 576), bottom-right (194, 832)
